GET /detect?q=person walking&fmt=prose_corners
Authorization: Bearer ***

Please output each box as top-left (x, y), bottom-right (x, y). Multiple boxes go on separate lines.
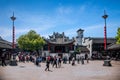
top-left (26, 55), bottom-right (29, 62)
top-left (85, 53), bottom-right (88, 60)
top-left (35, 56), bottom-right (39, 66)
top-left (58, 57), bottom-right (62, 68)
top-left (63, 57), bottom-right (65, 64)
top-left (22, 55), bottom-right (25, 63)
top-left (81, 56), bottom-right (84, 64)
top-left (77, 56), bottom-right (80, 64)
top-left (50, 56), bottom-right (54, 65)
top-left (87, 57), bottom-right (89, 63)
top-left (72, 57), bottom-right (75, 66)
top-left (53, 56), bottom-right (57, 68)
top-left (69, 56), bottom-right (71, 64)
top-left (1, 53), bottom-right (7, 66)
top-left (45, 59), bottom-right (50, 71)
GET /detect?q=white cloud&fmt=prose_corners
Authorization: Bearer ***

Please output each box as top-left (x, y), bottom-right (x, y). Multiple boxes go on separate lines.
top-left (0, 12), bottom-right (59, 41)
top-left (0, 27), bottom-right (12, 38)
top-left (61, 23), bottom-right (117, 38)
top-left (63, 24), bottom-right (104, 38)
top-left (83, 24), bottom-right (104, 37)
top-left (56, 6), bottom-right (73, 15)
top-left (64, 28), bottom-right (78, 38)
top-left (1, 4), bottom-right (118, 42)
top-left (81, 23), bottom-right (118, 38)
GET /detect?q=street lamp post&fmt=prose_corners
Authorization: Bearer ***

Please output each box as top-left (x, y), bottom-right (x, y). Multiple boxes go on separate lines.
top-left (102, 11), bottom-right (112, 66)
top-left (102, 10), bottom-right (108, 51)
top-left (10, 12), bottom-right (16, 49)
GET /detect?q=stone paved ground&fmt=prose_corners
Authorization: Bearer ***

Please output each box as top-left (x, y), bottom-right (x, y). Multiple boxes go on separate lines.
top-left (0, 60), bottom-right (120, 80)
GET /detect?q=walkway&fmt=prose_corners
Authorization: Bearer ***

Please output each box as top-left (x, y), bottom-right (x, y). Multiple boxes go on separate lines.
top-left (0, 60), bottom-right (120, 80)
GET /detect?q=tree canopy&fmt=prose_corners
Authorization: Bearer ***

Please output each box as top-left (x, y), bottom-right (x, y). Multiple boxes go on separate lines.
top-left (115, 27), bottom-right (120, 44)
top-left (17, 30), bottom-right (45, 53)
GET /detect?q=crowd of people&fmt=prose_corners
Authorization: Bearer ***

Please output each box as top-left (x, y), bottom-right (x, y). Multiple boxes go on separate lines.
top-left (44, 55), bottom-right (89, 71)
top-left (0, 52), bottom-right (91, 73)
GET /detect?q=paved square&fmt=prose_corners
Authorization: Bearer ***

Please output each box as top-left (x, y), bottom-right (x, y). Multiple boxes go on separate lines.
top-left (0, 60), bottom-right (120, 80)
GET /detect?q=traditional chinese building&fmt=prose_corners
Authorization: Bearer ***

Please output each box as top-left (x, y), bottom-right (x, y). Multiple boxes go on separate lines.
top-left (108, 43), bottom-right (120, 59)
top-left (82, 37), bottom-right (116, 59)
top-left (43, 32), bottom-right (75, 57)
top-left (0, 36), bottom-right (12, 60)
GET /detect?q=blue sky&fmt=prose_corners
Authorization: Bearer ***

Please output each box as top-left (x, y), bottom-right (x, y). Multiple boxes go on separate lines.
top-left (0, 0), bottom-right (120, 42)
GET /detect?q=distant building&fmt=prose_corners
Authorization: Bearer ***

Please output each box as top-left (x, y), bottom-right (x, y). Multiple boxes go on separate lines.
top-left (107, 43), bottom-right (120, 59)
top-left (75, 29), bottom-right (84, 45)
top-left (0, 36), bottom-right (12, 60)
top-left (73, 28), bottom-right (116, 58)
top-left (82, 37), bottom-right (116, 58)
top-left (42, 29), bottom-right (116, 58)
top-left (43, 32), bottom-right (75, 58)
top-left (0, 36), bottom-right (12, 49)
top-left (74, 29), bottom-right (89, 58)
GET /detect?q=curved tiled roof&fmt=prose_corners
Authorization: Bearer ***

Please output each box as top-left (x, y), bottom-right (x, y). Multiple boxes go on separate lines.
top-left (45, 39), bottom-right (75, 45)
top-left (44, 32), bottom-right (75, 45)
top-left (108, 44), bottom-right (120, 50)
top-left (0, 36), bottom-right (12, 49)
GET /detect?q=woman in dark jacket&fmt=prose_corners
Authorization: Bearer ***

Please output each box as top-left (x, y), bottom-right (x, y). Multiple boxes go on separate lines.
top-left (45, 59), bottom-right (50, 71)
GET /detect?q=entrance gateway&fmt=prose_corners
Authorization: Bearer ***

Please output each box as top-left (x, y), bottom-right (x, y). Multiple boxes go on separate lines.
top-left (42, 32), bottom-right (75, 58)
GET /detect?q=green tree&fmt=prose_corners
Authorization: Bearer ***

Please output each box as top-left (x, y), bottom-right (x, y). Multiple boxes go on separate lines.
top-left (17, 30), bottom-right (45, 55)
top-left (115, 27), bottom-right (120, 44)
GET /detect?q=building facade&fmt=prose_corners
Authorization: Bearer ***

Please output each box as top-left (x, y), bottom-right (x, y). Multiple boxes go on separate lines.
top-left (0, 36), bottom-right (12, 60)
top-left (75, 29), bottom-right (84, 45)
top-left (42, 32), bottom-right (75, 58)
top-left (42, 29), bottom-right (116, 58)
top-left (82, 37), bottom-right (116, 58)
